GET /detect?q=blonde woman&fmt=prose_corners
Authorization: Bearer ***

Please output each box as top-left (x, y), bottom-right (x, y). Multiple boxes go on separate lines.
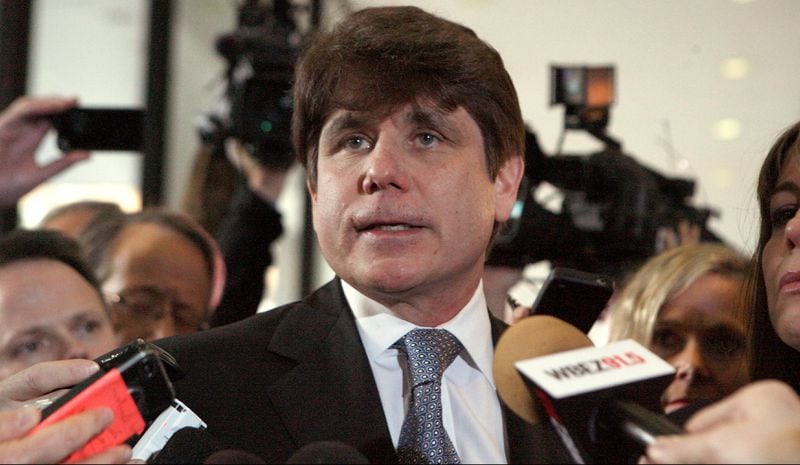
top-left (608, 243), bottom-right (750, 413)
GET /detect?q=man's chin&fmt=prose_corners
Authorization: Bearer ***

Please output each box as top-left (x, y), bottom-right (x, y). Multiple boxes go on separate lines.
top-left (358, 272), bottom-right (424, 296)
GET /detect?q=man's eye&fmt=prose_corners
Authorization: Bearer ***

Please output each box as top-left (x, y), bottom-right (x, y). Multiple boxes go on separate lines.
top-left (417, 133), bottom-right (439, 147)
top-left (770, 205), bottom-right (798, 228)
top-left (12, 339), bottom-right (46, 358)
top-left (78, 319), bottom-right (102, 335)
top-left (344, 136), bottom-right (370, 151)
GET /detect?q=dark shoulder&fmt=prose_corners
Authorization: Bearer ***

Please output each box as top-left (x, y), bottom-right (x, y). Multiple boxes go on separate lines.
top-left (157, 303), bottom-right (293, 359)
top-left (154, 279), bottom-right (346, 381)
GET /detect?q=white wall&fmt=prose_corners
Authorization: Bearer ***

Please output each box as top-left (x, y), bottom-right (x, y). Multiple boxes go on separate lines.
top-left (24, 0), bottom-right (149, 222)
top-left (21, 0), bottom-right (800, 306)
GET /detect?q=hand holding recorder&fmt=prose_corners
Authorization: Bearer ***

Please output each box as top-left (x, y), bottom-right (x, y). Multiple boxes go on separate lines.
top-left (27, 347), bottom-right (175, 463)
top-left (0, 359), bottom-right (131, 464)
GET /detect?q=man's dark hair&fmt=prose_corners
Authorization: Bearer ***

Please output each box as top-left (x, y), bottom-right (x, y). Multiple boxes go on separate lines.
top-left (0, 229), bottom-right (103, 300)
top-left (292, 6), bottom-right (524, 190)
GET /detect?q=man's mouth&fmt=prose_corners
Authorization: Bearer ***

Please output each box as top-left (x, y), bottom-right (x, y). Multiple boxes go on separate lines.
top-left (357, 222), bottom-right (421, 232)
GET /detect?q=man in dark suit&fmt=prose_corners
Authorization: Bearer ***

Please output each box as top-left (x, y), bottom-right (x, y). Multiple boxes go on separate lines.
top-left (157, 6), bottom-right (569, 463)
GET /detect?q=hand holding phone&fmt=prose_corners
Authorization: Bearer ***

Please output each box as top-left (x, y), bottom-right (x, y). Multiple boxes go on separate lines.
top-left (28, 349), bottom-right (174, 463)
top-left (0, 96), bottom-right (91, 207)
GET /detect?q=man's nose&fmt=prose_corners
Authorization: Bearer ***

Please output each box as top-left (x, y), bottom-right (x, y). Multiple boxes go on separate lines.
top-left (63, 337), bottom-right (91, 360)
top-left (360, 139), bottom-right (410, 194)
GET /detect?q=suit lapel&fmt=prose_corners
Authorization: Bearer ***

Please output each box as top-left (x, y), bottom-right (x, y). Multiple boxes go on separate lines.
top-left (265, 279), bottom-right (398, 463)
top-left (264, 282), bottom-right (566, 464)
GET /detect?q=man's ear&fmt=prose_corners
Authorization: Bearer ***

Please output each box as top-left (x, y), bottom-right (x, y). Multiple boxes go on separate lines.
top-left (494, 154), bottom-right (524, 222)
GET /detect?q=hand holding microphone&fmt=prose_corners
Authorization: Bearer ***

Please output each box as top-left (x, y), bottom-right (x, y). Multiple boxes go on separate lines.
top-left (643, 380), bottom-right (800, 464)
top-left (494, 315), bottom-right (683, 463)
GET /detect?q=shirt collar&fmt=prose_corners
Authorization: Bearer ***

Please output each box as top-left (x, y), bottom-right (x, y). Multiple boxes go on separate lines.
top-left (342, 279), bottom-right (496, 389)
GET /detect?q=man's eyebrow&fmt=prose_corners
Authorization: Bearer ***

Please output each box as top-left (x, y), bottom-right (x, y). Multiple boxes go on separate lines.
top-left (323, 112), bottom-right (372, 137)
top-left (405, 108), bottom-right (458, 134)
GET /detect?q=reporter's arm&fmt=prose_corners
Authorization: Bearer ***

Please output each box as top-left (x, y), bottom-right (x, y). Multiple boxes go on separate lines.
top-left (643, 380), bottom-right (800, 464)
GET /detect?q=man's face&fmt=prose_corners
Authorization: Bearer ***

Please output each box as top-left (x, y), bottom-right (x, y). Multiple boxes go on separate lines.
top-left (101, 223), bottom-right (211, 342)
top-left (0, 259), bottom-right (119, 380)
top-left (310, 103), bottom-right (522, 315)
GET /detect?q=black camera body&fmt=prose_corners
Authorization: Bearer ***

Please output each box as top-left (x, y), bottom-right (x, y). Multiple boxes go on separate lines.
top-left (489, 65), bottom-right (721, 278)
top-left (203, 0), bottom-right (299, 170)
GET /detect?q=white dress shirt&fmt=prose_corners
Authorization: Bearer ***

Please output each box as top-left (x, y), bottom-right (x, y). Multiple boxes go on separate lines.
top-left (342, 280), bottom-right (507, 464)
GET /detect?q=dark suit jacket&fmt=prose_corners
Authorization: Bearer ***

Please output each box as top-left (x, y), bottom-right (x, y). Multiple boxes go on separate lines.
top-left (156, 278), bottom-right (571, 463)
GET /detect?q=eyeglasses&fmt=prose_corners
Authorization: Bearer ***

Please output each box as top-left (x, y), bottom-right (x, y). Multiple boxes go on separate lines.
top-left (104, 286), bottom-right (209, 337)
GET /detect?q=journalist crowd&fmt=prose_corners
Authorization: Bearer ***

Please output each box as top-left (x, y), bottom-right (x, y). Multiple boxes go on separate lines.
top-left (1, 3), bottom-right (800, 464)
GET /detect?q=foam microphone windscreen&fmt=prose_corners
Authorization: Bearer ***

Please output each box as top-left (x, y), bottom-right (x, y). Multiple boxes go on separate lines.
top-left (285, 441), bottom-right (369, 464)
top-left (494, 315), bottom-right (679, 463)
top-left (493, 315), bottom-right (594, 424)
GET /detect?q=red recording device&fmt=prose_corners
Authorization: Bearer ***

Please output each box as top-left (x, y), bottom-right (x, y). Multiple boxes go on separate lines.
top-left (28, 349), bottom-right (174, 463)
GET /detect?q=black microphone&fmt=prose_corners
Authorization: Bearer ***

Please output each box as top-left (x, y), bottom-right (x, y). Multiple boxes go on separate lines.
top-left (149, 427), bottom-right (222, 463)
top-left (205, 449), bottom-right (266, 464)
top-left (494, 315), bottom-right (683, 464)
top-left (285, 441), bottom-right (369, 464)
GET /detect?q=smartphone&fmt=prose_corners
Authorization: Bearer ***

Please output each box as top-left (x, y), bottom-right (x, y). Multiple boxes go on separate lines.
top-left (51, 107), bottom-right (144, 151)
top-left (29, 349), bottom-right (175, 463)
top-left (529, 267), bottom-right (614, 334)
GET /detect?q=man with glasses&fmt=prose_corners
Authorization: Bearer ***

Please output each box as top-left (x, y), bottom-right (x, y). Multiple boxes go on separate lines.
top-left (78, 208), bottom-right (223, 343)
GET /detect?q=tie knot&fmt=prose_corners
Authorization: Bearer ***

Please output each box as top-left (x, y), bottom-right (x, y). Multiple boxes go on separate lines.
top-left (395, 329), bottom-right (462, 386)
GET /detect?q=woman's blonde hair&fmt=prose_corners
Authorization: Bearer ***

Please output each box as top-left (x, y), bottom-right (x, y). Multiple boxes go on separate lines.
top-left (608, 243), bottom-right (747, 346)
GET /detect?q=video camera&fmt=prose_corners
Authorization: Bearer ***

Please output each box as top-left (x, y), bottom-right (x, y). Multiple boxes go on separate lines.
top-left (198, 0), bottom-right (300, 170)
top-left (489, 65), bottom-right (721, 278)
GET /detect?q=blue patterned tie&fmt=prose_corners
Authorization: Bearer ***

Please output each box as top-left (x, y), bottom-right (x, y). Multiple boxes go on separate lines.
top-left (394, 329), bottom-right (462, 464)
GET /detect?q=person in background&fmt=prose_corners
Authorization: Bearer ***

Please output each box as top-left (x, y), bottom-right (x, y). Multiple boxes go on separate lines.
top-left (0, 96), bottom-right (90, 210)
top-left (644, 120), bottom-right (800, 463)
top-left (78, 208), bottom-right (224, 344)
top-left (608, 243), bottom-right (750, 414)
top-left (202, 138), bottom-right (287, 327)
top-left (39, 199), bottom-right (124, 239)
top-left (0, 229), bottom-right (119, 381)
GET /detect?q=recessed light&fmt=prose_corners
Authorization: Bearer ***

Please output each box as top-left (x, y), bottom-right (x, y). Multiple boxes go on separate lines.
top-left (721, 58), bottom-right (750, 80)
top-left (713, 118), bottom-right (742, 140)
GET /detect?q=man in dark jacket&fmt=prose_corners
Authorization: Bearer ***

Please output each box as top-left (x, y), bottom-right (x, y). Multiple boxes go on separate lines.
top-left (158, 6), bottom-right (568, 463)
